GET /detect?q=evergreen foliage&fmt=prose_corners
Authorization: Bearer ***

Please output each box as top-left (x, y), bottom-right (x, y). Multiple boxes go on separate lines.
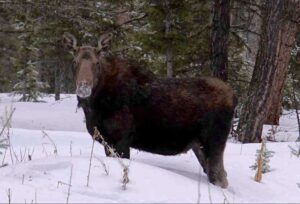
top-left (13, 60), bottom-right (49, 102)
top-left (250, 142), bottom-right (275, 173)
top-left (0, 0), bottom-right (299, 122)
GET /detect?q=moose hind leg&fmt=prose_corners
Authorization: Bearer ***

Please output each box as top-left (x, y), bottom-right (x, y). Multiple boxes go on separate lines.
top-left (192, 143), bottom-right (207, 174)
top-left (114, 134), bottom-right (133, 159)
top-left (206, 112), bottom-right (232, 188)
top-left (207, 147), bottom-right (228, 188)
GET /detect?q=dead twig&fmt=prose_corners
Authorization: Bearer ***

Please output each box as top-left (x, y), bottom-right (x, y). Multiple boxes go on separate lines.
top-left (93, 127), bottom-right (130, 190)
top-left (66, 165), bottom-right (73, 204)
top-left (0, 163), bottom-right (8, 168)
top-left (1, 148), bottom-right (7, 165)
top-left (42, 130), bottom-right (58, 156)
top-left (2, 106), bottom-right (16, 165)
top-left (100, 160), bottom-right (109, 176)
top-left (28, 147), bottom-right (35, 161)
top-left (0, 107), bottom-right (15, 137)
top-left (69, 141), bottom-right (73, 157)
top-left (57, 181), bottom-right (71, 188)
top-left (7, 188), bottom-right (11, 204)
top-left (86, 129), bottom-right (99, 187)
top-left (122, 166), bottom-right (129, 190)
top-left (41, 143), bottom-right (49, 157)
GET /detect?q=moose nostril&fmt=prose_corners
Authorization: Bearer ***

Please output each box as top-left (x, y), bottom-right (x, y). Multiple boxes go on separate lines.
top-left (79, 81), bottom-right (88, 86)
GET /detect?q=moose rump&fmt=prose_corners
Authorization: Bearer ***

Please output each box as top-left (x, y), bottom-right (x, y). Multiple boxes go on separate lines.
top-left (63, 32), bottom-right (236, 189)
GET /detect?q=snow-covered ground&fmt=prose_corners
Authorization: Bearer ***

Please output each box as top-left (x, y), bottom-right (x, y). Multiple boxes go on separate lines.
top-left (0, 94), bottom-right (300, 203)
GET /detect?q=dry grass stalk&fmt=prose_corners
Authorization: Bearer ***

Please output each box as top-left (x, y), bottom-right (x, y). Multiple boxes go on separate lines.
top-left (0, 107), bottom-right (15, 137)
top-left (66, 165), bottom-right (73, 204)
top-left (28, 147), bottom-right (34, 161)
top-left (0, 163), bottom-right (8, 168)
top-left (69, 141), bottom-right (73, 157)
top-left (93, 127), bottom-right (130, 190)
top-left (1, 106), bottom-right (16, 165)
top-left (86, 128), bottom-right (100, 187)
top-left (122, 166), bottom-right (129, 190)
top-left (19, 147), bottom-right (28, 162)
top-left (99, 160), bottom-right (109, 175)
top-left (1, 148), bottom-right (7, 165)
top-left (35, 189), bottom-right (37, 204)
top-left (197, 166), bottom-right (201, 204)
top-left (42, 130), bottom-right (58, 156)
top-left (57, 181), bottom-right (71, 188)
top-left (12, 147), bottom-right (20, 163)
top-left (7, 188), bottom-right (11, 204)
top-left (221, 189), bottom-right (229, 204)
top-left (41, 143), bottom-right (49, 157)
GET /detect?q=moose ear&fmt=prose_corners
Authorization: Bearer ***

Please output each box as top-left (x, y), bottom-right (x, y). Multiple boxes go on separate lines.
top-left (98, 33), bottom-right (113, 51)
top-left (62, 32), bottom-right (77, 51)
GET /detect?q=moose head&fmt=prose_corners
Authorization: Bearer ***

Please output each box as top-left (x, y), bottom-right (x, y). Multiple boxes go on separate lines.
top-left (62, 32), bottom-right (113, 98)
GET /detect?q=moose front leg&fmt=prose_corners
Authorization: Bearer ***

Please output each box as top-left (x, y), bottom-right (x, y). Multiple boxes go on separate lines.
top-left (114, 134), bottom-right (133, 159)
top-left (103, 136), bottom-right (132, 159)
top-left (102, 107), bottom-right (135, 159)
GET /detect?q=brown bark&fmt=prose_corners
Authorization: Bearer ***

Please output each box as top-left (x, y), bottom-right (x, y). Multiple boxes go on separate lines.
top-left (237, 0), bottom-right (300, 143)
top-left (211, 0), bottom-right (230, 81)
top-left (265, 19), bottom-right (299, 125)
top-left (115, 7), bottom-right (130, 26)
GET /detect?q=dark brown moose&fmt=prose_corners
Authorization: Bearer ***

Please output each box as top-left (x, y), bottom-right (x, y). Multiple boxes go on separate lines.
top-left (63, 32), bottom-right (236, 188)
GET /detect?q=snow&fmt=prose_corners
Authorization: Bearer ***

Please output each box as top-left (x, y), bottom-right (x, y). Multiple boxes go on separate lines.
top-left (0, 93), bottom-right (300, 203)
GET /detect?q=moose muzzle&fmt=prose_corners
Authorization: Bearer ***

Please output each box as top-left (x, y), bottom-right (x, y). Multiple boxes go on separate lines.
top-left (76, 81), bottom-right (92, 98)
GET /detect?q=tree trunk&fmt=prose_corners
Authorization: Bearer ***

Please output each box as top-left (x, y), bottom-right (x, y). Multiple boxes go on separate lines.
top-left (54, 67), bottom-right (61, 101)
top-left (237, 0), bottom-right (300, 143)
top-left (164, 0), bottom-right (174, 78)
top-left (55, 41), bottom-right (64, 101)
top-left (265, 18), bottom-right (299, 125)
top-left (166, 47), bottom-right (173, 78)
top-left (211, 0), bottom-right (230, 81)
top-left (291, 72), bottom-right (300, 142)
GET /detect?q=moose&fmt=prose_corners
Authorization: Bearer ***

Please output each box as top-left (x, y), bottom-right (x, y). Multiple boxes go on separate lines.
top-left (63, 32), bottom-right (236, 188)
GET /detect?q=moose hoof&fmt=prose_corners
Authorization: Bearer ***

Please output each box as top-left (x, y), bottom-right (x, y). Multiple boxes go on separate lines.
top-left (211, 178), bottom-right (228, 188)
top-left (208, 171), bottom-right (228, 188)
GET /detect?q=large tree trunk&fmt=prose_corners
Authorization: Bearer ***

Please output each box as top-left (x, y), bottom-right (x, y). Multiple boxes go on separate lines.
top-left (211, 0), bottom-right (230, 81)
top-left (265, 18), bottom-right (299, 125)
top-left (237, 0), bottom-right (300, 143)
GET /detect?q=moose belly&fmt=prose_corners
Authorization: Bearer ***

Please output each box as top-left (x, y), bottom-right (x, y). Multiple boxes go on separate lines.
top-left (131, 126), bottom-right (197, 155)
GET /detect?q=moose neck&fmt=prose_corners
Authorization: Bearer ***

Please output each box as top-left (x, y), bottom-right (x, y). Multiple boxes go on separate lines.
top-left (92, 56), bottom-right (120, 97)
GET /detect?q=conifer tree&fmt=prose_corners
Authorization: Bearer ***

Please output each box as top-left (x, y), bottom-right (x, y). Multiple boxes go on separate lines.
top-left (250, 141), bottom-right (275, 174)
top-left (13, 60), bottom-right (48, 102)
